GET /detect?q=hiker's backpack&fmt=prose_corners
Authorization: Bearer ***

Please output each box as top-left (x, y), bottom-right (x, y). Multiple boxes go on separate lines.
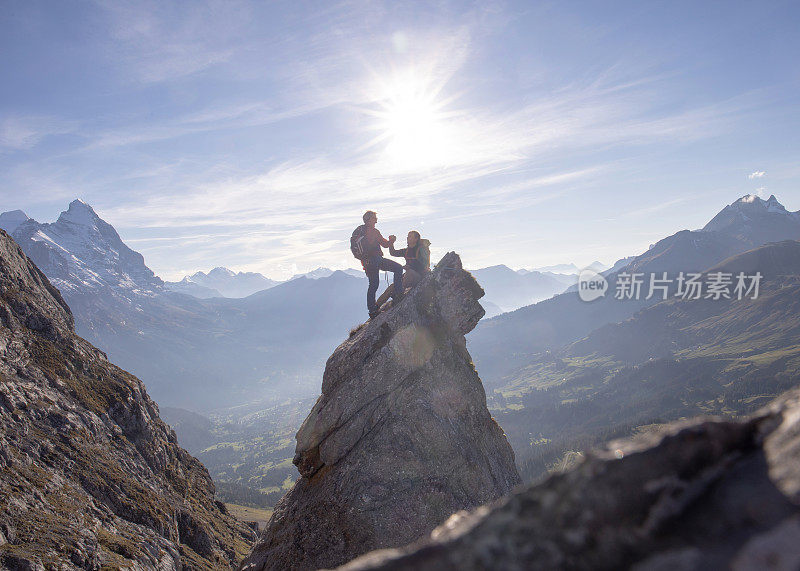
top-left (418, 239), bottom-right (431, 271)
top-left (350, 225), bottom-right (367, 260)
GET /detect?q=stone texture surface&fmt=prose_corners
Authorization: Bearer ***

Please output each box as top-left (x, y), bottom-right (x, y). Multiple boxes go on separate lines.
top-left (0, 229), bottom-right (255, 569)
top-left (241, 252), bottom-right (521, 571)
top-left (339, 386), bottom-right (800, 571)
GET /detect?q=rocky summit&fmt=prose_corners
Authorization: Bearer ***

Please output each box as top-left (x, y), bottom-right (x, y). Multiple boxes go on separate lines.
top-left (241, 252), bottom-right (521, 571)
top-left (0, 229), bottom-right (255, 569)
top-left (340, 386), bottom-right (800, 571)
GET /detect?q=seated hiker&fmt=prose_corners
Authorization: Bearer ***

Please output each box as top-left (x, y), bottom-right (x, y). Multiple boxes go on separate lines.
top-left (350, 210), bottom-right (403, 319)
top-left (375, 230), bottom-right (431, 308)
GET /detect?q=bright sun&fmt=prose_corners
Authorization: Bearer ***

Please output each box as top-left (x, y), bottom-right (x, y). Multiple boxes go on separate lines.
top-left (366, 71), bottom-right (455, 170)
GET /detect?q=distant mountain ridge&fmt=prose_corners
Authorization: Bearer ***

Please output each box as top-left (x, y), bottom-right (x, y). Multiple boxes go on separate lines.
top-left (0, 198), bottom-right (589, 410)
top-left (290, 267), bottom-right (364, 280)
top-left (469, 264), bottom-right (569, 314)
top-left (167, 267), bottom-right (279, 298)
top-left (165, 266), bottom-right (365, 299)
top-left (525, 260), bottom-right (608, 275)
top-left (469, 193), bottom-right (800, 386)
top-left (3, 193), bottom-right (795, 413)
top-left (491, 239), bottom-right (800, 483)
top-left (703, 193), bottom-right (800, 241)
top-left (2, 200), bottom-right (367, 410)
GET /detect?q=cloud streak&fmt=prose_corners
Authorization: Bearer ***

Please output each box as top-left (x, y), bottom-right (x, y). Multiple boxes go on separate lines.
top-left (0, 116), bottom-right (76, 151)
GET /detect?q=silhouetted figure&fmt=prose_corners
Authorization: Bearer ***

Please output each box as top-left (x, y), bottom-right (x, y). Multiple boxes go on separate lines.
top-left (351, 211), bottom-right (403, 318)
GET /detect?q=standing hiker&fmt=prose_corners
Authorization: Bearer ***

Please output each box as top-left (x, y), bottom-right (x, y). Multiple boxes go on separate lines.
top-left (351, 211), bottom-right (404, 319)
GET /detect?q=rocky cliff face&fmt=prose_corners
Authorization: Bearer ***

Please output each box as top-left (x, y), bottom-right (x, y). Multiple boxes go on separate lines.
top-left (241, 252), bottom-right (521, 571)
top-left (0, 229), bottom-right (255, 569)
top-left (341, 386), bottom-right (800, 571)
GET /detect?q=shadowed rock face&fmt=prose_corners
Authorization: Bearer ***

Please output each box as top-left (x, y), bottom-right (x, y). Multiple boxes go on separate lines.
top-left (339, 387), bottom-right (800, 571)
top-left (0, 229), bottom-right (255, 569)
top-left (241, 252), bottom-right (521, 571)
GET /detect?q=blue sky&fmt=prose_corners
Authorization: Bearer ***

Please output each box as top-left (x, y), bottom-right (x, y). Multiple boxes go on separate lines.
top-left (2, 0), bottom-right (799, 280)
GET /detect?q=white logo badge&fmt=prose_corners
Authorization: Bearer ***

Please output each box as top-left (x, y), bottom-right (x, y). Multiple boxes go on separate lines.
top-left (578, 269), bottom-right (608, 302)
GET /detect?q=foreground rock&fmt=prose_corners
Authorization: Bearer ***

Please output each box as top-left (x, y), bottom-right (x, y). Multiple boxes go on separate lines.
top-left (341, 386), bottom-right (800, 571)
top-left (241, 252), bottom-right (521, 571)
top-left (0, 229), bottom-right (255, 569)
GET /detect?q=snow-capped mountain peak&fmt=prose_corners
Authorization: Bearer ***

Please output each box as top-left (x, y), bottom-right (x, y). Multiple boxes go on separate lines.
top-left (709, 194), bottom-right (797, 222)
top-left (702, 193), bottom-right (800, 243)
top-left (291, 267), bottom-right (334, 280)
top-left (4, 200), bottom-right (162, 295)
top-left (730, 194), bottom-right (790, 213)
top-left (175, 267), bottom-right (279, 297)
top-left (57, 199), bottom-right (102, 228)
top-left (0, 209), bottom-right (33, 233)
top-left (765, 194), bottom-right (790, 214)
top-left (208, 267), bottom-right (236, 278)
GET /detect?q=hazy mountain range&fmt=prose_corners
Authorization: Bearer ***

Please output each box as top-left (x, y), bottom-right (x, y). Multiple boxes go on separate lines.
top-left (166, 267), bottom-right (279, 298)
top-left (2, 193), bottom-right (796, 413)
top-left (11, 213), bottom-right (788, 569)
top-left (0, 199), bottom-right (574, 411)
top-left (467, 265), bottom-right (567, 315)
top-left (176, 192), bottom-right (800, 508)
top-left (5, 193), bottom-right (797, 511)
top-left (493, 238), bottom-right (800, 480)
top-left (522, 260), bottom-right (608, 275)
top-left (164, 266), bottom-right (364, 299)
top-left (0, 200), bottom-right (365, 410)
top-left (164, 261), bottom-right (564, 313)
top-left (468, 193), bottom-right (800, 387)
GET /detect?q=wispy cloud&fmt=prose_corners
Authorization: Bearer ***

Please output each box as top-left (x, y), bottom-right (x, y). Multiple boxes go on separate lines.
top-left (93, 0), bottom-right (252, 83)
top-left (4, 1), bottom-right (796, 278)
top-left (0, 116), bottom-right (75, 151)
top-left (82, 42), bottom-right (770, 276)
top-left (617, 196), bottom-right (694, 219)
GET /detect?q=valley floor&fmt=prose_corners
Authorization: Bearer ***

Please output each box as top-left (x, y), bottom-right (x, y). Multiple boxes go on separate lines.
top-left (225, 504), bottom-right (274, 531)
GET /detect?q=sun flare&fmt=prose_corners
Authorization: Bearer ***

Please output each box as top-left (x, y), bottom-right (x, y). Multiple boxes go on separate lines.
top-left (366, 71), bottom-right (455, 170)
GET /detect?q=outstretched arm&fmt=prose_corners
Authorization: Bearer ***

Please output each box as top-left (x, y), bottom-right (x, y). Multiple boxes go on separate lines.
top-left (376, 230), bottom-right (391, 248)
top-left (389, 243), bottom-right (406, 257)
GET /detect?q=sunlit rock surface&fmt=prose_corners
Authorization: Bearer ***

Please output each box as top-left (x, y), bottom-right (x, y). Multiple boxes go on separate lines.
top-left (340, 386), bottom-right (800, 571)
top-left (241, 252), bottom-right (520, 571)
